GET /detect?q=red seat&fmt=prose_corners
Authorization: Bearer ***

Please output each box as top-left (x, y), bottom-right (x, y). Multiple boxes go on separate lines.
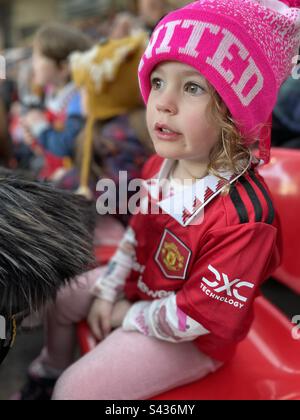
top-left (152, 297), bottom-right (300, 400)
top-left (94, 246), bottom-right (117, 266)
top-left (259, 148), bottom-right (300, 294)
top-left (77, 148), bottom-right (300, 399)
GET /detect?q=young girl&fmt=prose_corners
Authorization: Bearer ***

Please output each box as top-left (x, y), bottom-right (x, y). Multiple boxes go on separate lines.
top-left (15, 0), bottom-right (299, 400)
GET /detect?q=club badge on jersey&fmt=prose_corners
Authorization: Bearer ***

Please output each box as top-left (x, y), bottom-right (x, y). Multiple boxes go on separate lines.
top-left (155, 229), bottom-right (192, 280)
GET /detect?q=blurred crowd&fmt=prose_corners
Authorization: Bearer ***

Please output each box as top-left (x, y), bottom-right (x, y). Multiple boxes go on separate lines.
top-left (0, 0), bottom-right (299, 221)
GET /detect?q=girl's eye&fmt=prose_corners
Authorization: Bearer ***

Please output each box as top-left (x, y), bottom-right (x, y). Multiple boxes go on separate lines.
top-left (151, 77), bottom-right (163, 90)
top-left (184, 82), bottom-right (204, 96)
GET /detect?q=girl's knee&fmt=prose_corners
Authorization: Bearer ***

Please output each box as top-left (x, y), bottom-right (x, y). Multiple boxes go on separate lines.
top-left (52, 359), bottom-right (100, 400)
top-left (52, 369), bottom-right (80, 400)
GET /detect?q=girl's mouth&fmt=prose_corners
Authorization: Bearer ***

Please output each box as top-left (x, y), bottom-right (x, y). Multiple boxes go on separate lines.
top-left (154, 123), bottom-right (182, 141)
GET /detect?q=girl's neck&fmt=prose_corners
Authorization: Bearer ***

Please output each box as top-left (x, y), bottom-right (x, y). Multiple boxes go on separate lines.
top-left (171, 159), bottom-right (209, 183)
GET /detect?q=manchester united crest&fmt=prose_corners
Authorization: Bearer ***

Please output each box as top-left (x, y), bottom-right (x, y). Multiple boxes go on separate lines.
top-left (155, 229), bottom-right (192, 280)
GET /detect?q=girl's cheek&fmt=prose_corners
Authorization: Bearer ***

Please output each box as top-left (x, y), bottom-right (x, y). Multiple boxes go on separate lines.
top-left (185, 110), bottom-right (219, 146)
top-left (146, 100), bottom-right (155, 124)
top-left (184, 110), bottom-right (206, 131)
top-left (185, 100), bottom-right (212, 128)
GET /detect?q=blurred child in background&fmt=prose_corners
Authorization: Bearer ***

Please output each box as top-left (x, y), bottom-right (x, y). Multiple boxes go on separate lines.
top-left (21, 23), bottom-right (92, 181)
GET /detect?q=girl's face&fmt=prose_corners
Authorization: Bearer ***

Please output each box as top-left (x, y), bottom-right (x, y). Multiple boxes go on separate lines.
top-left (146, 61), bottom-right (220, 164)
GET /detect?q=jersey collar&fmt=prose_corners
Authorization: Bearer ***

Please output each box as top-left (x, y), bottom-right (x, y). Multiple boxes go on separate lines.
top-left (145, 158), bottom-right (251, 227)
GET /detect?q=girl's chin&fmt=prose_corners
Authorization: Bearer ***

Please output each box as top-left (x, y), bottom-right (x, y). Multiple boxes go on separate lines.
top-left (153, 143), bottom-right (183, 160)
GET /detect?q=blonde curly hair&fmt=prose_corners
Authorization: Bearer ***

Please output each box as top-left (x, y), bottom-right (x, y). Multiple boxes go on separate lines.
top-left (205, 83), bottom-right (262, 194)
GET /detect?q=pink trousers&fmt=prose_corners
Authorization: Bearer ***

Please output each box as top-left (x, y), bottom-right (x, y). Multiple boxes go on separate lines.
top-left (35, 267), bottom-right (222, 400)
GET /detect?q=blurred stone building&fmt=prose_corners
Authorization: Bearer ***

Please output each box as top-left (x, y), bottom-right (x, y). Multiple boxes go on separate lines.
top-left (0, 0), bottom-right (137, 48)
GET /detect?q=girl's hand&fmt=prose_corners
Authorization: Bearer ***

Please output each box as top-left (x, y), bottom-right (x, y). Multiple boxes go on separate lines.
top-left (87, 298), bottom-right (114, 341)
top-left (111, 299), bottom-right (132, 329)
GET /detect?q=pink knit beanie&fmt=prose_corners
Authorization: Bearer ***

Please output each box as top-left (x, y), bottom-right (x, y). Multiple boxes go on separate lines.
top-left (138, 0), bottom-right (300, 164)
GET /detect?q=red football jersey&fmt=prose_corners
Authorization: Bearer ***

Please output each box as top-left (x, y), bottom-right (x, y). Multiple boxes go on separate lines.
top-left (123, 155), bottom-right (282, 362)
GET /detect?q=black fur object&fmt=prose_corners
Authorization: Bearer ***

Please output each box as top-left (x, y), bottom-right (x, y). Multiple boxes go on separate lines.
top-left (0, 170), bottom-right (95, 317)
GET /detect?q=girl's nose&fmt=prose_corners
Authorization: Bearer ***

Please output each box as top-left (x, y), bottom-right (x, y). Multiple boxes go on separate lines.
top-left (156, 93), bottom-right (178, 115)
